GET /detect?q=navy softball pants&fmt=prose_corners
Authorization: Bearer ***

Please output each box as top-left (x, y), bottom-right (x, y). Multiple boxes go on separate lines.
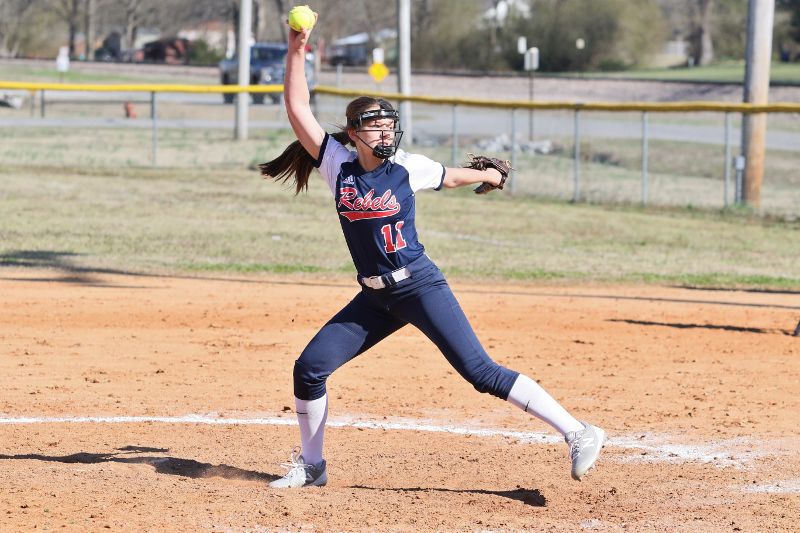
top-left (293, 255), bottom-right (519, 401)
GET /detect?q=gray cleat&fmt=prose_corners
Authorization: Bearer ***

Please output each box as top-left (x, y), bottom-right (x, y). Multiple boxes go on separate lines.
top-left (565, 421), bottom-right (606, 481)
top-left (268, 448), bottom-right (328, 489)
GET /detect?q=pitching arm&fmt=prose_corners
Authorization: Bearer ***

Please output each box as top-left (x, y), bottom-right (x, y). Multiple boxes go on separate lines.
top-left (284, 27), bottom-right (325, 161)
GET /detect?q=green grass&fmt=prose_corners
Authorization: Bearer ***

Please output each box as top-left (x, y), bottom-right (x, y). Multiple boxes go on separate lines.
top-left (0, 64), bottom-right (209, 85)
top-left (573, 61), bottom-right (800, 85)
top-left (1, 146), bottom-right (799, 289)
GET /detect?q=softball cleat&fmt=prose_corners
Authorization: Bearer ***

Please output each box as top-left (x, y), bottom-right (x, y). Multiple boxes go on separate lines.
top-left (268, 447), bottom-right (327, 489)
top-left (565, 421), bottom-right (606, 481)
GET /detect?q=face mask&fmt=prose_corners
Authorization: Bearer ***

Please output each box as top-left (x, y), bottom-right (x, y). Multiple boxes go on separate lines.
top-left (349, 107), bottom-right (404, 160)
top-left (372, 142), bottom-right (396, 159)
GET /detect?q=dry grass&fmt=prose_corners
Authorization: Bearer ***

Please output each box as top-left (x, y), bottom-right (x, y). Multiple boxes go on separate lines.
top-left (1, 135), bottom-right (798, 288)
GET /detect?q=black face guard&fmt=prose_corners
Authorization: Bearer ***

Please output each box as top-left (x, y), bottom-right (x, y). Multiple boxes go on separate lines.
top-left (349, 108), bottom-right (404, 159)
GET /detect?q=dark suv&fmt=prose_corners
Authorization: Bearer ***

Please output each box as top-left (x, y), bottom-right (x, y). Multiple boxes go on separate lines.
top-left (219, 42), bottom-right (315, 104)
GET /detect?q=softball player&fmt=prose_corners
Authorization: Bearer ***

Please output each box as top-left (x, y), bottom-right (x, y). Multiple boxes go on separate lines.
top-left (261, 23), bottom-right (605, 489)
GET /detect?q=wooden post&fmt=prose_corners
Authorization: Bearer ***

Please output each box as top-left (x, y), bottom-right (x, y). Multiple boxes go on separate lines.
top-left (740, 0), bottom-right (774, 208)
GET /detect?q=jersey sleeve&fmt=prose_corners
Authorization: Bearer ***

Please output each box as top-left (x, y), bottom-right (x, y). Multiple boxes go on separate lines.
top-left (393, 149), bottom-right (445, 193)
top-left (314, 133), bottom-right (356, 196)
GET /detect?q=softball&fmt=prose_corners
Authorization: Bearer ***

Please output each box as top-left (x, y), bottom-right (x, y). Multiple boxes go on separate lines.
top-left (288, 5), bottom-right (317, 32)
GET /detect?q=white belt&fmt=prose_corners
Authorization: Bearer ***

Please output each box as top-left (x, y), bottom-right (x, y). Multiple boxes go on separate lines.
top-left (359, 266), bottom-right (412, 289)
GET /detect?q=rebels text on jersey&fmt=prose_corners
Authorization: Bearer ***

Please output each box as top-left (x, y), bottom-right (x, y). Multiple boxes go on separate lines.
top-left (314, 133), bottom-right (444, 277)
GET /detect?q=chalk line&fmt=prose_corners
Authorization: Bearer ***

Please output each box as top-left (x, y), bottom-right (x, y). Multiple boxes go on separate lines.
top-left (0, 413), bottom-right (776, 468)
top-left (0, 413), bottom-right (557, 443)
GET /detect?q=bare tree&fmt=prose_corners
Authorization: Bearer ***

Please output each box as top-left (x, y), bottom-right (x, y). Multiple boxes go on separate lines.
top-left (273, 0), bottom-right (287, 42)
top-left (692, 0), bottom-right (715, 65)
top-left (0, 0), bottom-right (41, 57)
top-left (123, 0), bottom-right (141, 58)
top-left (53, 0), bottom-right (82, 57)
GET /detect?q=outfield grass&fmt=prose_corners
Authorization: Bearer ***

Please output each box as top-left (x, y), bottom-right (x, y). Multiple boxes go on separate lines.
top-left (0, 63), bottom-right (208, 85)
top-left (1, 127), bottom-right (798, 289)
top-left (4, 122), bottom-right (798, 217)
top-left (570, 61), bottom-right (800, 85)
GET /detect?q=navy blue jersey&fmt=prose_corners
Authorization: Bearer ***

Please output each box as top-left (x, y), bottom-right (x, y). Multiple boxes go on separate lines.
top-left (314, 133), bottom-right (445, 277)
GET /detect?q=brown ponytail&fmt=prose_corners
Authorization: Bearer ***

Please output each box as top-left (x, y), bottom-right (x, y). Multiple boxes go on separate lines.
top-left (259, 96), bottom-right (396, 195)
top-left (258, 131), bottom-right (351, 195)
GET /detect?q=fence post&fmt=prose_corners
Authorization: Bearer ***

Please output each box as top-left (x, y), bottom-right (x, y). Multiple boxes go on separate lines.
top-left (735, 154), bottom-right (745, 204)
top-left (723, 112), bottom-right (731, 208)
top-left (573, 108), bottom-right (581, 203)
top-left (641, 111), bottom-right (649, 205)
top-left (40, 90), bottom-right (45, 118)
top-left (151, 91), bottom-right (158, 167)
top-left (510, 107), bottom-right (517, 194)
top-left (451, 104), bottom-right (459, 168)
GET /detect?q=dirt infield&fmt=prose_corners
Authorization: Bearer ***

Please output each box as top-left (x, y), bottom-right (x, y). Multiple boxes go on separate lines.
top-left (1, 268), bottom-right (799, 531)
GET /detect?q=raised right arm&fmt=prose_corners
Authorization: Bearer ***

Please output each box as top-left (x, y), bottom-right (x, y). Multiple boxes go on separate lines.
top-left (284, 27), bottom-right (325, 161)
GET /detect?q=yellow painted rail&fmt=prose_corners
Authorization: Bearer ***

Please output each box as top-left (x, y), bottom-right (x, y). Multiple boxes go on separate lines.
top-left (316, 86), bottom-right (800, 114)
top-left (2, 81), bottom-right (799, 113)
top-left (0, 81), bottom-right (283, 94)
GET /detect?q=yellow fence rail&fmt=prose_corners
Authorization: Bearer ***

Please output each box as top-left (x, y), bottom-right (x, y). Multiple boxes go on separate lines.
top-left (0, 81), bottom-right (283, 94)
top-left (2, 81), bottom-right (800, 113)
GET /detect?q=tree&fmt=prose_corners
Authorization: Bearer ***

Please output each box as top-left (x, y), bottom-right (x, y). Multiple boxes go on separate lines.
top-left (509, 0), bottom-right (667, 72)
top-left (784, 0), bottom-right (800, 40)
top-left (53, 0), bottom-right (82, 58)
top-left (0, 0), bottom-right (42, 57)
top-left (776, 0), bottom-right (800, 60)
top-left (689, 0), bottom-right (714, 65)
top-left (658, 0), bottom-right (749, 64)
top-left (410, 0), bottom-right (481, 69)
top-left (123, 0), bottom-right (141, 58)
top-left (711, 0), bottom-right (749, 60)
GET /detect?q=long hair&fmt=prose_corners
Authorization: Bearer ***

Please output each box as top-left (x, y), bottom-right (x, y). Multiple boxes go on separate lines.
top-left (259, 96), bottom-right (396, 195)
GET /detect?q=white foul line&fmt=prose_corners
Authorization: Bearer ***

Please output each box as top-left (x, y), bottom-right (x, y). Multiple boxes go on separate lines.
top-left (0, 413), bottom-right (774, 468)
top-left (0, 413), bottom-right (558, 443)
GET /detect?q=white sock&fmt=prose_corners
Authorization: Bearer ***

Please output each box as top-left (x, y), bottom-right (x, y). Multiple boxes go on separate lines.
top-left (506, 374), bottom-right (584, 436)
top-left (295, 394), bottom-right (328, 465)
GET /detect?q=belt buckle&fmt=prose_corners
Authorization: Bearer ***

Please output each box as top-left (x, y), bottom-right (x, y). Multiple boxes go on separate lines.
top-left (361, 266), bottom-right (410, 290)
top-left (362, 275), bottom-right (383, 289)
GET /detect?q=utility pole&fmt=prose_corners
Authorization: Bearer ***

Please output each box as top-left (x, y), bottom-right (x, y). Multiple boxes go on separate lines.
top-left (740, 0), bottom-right (774, 207)
top-left (235, 0), bottom-right (252, 141)
top-left (397, 0), bottom-right (412, 146)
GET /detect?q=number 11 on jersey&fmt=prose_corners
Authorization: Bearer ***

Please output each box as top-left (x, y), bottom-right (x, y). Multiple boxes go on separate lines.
top-left (380, 221), bottom-right (407, 253)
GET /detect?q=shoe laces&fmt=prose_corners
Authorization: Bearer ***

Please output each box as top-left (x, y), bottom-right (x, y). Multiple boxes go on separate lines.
top-left (567, 428), bottom-right (592, 461)
top-left (278, 446), bottom-right (312, 475)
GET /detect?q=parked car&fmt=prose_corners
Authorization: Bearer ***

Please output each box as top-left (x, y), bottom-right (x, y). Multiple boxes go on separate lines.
top-left (327, 33), bottom-right (369, 66)
top-left (219, 42), bottom-right (315, 104)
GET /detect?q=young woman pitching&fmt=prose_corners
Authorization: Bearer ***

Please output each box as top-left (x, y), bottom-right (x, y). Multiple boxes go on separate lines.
top-left (259, 18), bottom-right (605, 489)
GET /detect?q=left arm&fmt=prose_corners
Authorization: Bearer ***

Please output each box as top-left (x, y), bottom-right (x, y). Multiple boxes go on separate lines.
top-left (441, 166), bottom-right (502, 189)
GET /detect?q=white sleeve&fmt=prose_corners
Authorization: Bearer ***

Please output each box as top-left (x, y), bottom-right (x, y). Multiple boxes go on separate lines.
top-left (315, 133), bottom-right (356, 196)
top-left (393, 149), bottom-right (445, 193)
